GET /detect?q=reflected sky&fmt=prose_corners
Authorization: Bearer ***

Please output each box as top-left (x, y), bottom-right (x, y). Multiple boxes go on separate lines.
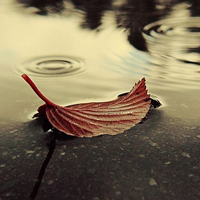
top-left (0, 0), bottom-right (200, 123)
top-left (143, 3), bottom-right (200, 88)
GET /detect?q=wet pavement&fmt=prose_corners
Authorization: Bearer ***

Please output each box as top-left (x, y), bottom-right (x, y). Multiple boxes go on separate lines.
top-left (0, 0), bottom-right (200, 199)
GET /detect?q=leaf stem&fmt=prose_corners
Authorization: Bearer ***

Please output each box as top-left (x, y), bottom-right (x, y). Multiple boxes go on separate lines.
top-left (21, 74), bottom-right (56, 107)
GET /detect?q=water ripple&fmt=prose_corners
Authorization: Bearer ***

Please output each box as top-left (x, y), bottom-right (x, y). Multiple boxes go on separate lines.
top-left (16, 56), bottom-right (89, 78)
top-left (141, 4), bottom-right (200, 88)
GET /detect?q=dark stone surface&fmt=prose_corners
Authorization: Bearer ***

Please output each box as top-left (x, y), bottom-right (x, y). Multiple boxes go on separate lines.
top-left (1, 106), bottom-right (200, 199)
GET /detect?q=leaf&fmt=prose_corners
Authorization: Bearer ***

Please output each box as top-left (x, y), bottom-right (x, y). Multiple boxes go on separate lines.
top-left (22, 74), bottom-right (160, 137)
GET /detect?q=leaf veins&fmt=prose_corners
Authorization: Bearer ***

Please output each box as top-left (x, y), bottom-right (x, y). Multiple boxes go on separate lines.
top-left (22, 74), bottom-right (160, 137)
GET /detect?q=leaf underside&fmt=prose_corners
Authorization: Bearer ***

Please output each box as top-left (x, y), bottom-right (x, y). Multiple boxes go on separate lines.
top-left (38, 79), bottom-right (151, 137)
top-left (22, 74), bottom-right (158, 137)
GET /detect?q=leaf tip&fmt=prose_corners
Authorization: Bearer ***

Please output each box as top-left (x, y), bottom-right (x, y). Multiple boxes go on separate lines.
top-left (142, 77), bottom-right (146, 81)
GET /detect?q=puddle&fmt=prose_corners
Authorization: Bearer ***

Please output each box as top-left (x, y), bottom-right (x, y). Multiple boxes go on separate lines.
top-left (0, 0), bottom-right (199, 122)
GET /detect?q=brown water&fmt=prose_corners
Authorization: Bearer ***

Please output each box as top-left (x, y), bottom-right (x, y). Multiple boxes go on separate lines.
top-left (0, 0), bottom-right (200, 199)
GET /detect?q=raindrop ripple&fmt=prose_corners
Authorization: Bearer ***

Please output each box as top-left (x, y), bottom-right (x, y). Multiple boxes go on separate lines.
top-left (17, 56), bottom-right (88, 78)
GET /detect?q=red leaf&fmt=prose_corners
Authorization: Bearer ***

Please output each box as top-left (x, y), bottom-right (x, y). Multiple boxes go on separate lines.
top-left (22, 74), bottom-right (153, 137)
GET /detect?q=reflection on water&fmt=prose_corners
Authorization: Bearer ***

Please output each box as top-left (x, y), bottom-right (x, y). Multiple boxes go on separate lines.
top-left (143, 3), bottom-right (200, 88)
top-left (0, 0), bottom-right (200, 118)
top-left (0, 0), bottom-right (200, 125)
